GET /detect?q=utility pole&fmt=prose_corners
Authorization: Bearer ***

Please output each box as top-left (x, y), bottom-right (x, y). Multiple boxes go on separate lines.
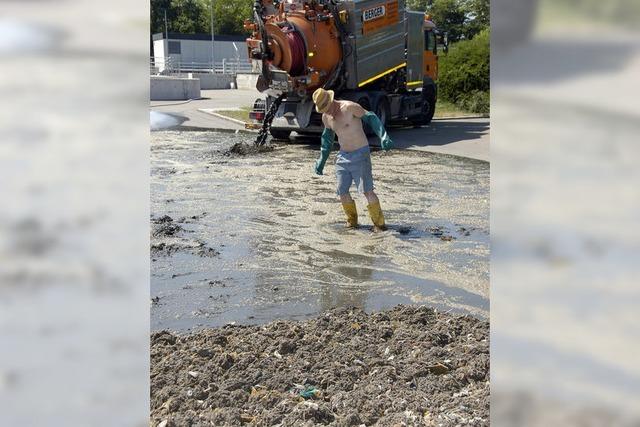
top-left (164, 9), bottom-right (168, 37)
top-left (210, 0), bottom-right (215, 72)
top-left (164, 9), bottom-right (169, 70)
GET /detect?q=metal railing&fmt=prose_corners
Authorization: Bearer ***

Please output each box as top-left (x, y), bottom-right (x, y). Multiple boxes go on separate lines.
top-left (150, 57), bottom-right (254, 75)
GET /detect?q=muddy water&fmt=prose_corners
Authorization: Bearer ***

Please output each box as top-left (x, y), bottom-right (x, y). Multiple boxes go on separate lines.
top-left (151, 131), bottom-right (489, 330)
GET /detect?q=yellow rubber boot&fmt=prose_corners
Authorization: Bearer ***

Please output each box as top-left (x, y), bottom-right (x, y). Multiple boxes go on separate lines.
top-left (367, 201), bottom-right (387, 231)
top-left (341, 201), bottom-right (358, 228)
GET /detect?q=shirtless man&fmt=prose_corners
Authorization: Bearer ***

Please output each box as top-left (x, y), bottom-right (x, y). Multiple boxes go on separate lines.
top-left (312, 88), bottom-right (393, 231)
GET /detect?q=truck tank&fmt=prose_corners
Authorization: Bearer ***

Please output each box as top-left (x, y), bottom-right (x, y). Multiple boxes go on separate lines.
top-left (246, 0), bottom-right (407, 94)
top-left (245, 0), bottom-right (443, 140)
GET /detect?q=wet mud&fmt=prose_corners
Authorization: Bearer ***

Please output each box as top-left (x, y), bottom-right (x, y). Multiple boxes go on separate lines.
top-left (151, 305), bottom-right (489, 426)
top-left (151, 131), bottom-right (489, 330)
top-left (151, 214), bottom-right (220, 258)
top-left (226, 142), bottom-right (276, 156)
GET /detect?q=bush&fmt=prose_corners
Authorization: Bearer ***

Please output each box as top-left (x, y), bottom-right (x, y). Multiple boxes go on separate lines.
top-left (457, 90), bottom-right (490, 114)
top-left (438, 29), bottom-right (490, 114)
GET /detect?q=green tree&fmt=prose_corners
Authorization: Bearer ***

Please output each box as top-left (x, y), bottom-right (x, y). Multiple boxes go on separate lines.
top-left (150, 0), bottom-right (173, 34)
top-left (171, 0), bottom-right (208, 33)
top-left (438, 28), bottom-right (490, 113)
top-left (151, 0), bottom-right (252, 35)
top-left (407, 0), bottom-right (489, 41)
top-left (406, 0), bottom-right (432, 11)
top-left (461, 0), bottom-right (489, 39)
top-left (198, 0), bottom-right (253, 35)
top-left (407, 0), bottom-right (466, 42)
top-left (150, 0), bottom-right (207, 34)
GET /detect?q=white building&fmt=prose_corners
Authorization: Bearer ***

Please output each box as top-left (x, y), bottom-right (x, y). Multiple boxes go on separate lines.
top-left (152, 32), bottom-right (249, 73)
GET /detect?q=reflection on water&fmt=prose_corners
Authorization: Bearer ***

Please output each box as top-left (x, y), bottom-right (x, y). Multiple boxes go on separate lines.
top-left (150, 111), bottom-right (187, 131)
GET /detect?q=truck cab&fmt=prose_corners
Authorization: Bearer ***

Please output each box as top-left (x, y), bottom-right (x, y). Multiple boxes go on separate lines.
top-left (423, 17), bottom-right (439, 82)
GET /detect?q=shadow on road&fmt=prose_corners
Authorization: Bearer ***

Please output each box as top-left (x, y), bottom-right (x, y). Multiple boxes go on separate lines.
top-left (389, 119), bottom-right (490, 149)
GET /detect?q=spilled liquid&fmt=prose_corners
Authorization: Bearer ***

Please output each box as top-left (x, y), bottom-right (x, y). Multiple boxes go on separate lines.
top-left (150, 111), bottom-right (187, 131)
top-left (151, 131), bottom-right (489, 330)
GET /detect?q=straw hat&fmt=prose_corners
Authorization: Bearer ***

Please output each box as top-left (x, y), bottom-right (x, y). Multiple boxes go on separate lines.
top-left (312, 88), bottom-right (335, 113)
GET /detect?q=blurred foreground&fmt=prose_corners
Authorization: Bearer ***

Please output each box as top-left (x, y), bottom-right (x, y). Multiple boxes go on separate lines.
top-left (0, 1), bottom-right (149, 426)
top-left (492, 0), bottom-right (640, 424)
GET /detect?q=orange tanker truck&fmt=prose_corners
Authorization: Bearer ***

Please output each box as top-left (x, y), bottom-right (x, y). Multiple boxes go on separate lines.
top-left (244, 0), bottom-right (447, 142)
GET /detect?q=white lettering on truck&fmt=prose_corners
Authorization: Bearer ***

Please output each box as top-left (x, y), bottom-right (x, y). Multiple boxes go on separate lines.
top-left (363, 5), bottom-right (386, 22)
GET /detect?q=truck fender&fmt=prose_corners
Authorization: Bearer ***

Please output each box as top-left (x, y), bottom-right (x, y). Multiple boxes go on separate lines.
top-left (422, 77), bottom-right (437, 99)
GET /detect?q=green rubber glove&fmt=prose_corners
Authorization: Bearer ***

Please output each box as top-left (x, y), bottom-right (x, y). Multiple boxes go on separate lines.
top-left (315, 128), bottom-right (334, 175)
top-left (362, 111), bottom-right (393, 151)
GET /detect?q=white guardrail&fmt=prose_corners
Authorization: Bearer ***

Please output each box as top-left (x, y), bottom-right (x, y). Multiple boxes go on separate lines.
top-left (150, 57), bottom-right (254, 75)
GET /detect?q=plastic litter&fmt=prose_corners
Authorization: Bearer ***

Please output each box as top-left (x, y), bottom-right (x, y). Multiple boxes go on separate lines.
top-left (299, 386), bottom-right (319, 399)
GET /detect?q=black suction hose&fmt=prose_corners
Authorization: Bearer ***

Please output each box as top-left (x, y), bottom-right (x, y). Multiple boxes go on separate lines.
top-left (323, 2), bottom-right (346, 91)
top-left (254, 0), bottom-right (272, 81)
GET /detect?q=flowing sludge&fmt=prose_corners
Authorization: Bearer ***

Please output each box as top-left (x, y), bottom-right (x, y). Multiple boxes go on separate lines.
top-left (151, 130), bottom-right (489, 330)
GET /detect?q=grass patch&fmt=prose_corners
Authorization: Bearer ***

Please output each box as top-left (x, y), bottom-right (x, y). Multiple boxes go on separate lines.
top-left (215, 106), bottom-right (252, 122)
top-left (434, 100), bottom-right (479, 118)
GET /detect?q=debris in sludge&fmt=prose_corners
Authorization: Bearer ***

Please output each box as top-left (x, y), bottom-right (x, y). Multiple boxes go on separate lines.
top-left (225, 141), bottom-right (275, 156)
top-left (150, 241), bottom-right (220, 258)
top-left (151, 222), bottom-right (182, 238)
top-left (150, 305), bottom-right (489, 427)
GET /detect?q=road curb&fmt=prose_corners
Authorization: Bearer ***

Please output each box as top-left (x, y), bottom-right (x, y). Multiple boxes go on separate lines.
top-left (435, 115), bottom-right (489, 120)
top-left (198, 109), bottom-right (249, 126)
top-left (152, 125), bottom-right (257, 134)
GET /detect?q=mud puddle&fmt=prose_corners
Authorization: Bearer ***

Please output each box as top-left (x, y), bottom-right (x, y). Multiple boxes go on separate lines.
top-left (151, 131), bottom-right (489, 331)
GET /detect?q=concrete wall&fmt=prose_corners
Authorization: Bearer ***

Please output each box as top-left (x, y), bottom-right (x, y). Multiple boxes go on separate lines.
top-left (236, 73), bottom-right (260, 90)
top-left (150, 76), bottom-right (201, 101)
top-left (188, 73), bottom-right (236, 90)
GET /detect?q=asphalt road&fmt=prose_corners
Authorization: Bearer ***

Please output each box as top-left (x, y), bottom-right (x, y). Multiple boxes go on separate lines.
top-left (387, 118), bottom-right (489, 162)
top-left (150, 89), bottom-right (490, 162)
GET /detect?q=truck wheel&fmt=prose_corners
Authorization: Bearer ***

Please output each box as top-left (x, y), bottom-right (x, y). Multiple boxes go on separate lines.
top-left (375, 98), bottom-right (390, 127)
top-left (356, 96), bottom-right (375, 135)
top-left (270, 129), bottom-right (291, 140)
top-left (411, 86), bottom-right (436, 127)
top-left (356, 96), bottom-right (371, 111)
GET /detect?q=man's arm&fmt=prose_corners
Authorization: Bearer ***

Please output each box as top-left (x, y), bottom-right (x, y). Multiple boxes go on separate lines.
top-left (315, 115), bottom-right (335, 175)
top-left (350, 102), bottom-right (394, 151)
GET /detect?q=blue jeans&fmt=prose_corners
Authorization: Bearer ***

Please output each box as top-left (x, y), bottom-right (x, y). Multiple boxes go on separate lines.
top-left (335, 145), bottom-right (374, 196)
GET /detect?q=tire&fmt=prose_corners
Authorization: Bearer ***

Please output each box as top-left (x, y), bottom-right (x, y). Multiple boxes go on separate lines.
top-left (374, 97), bottom-right (390, 128)
top-left (411, 85), bottom-right (436, 127)
top-left (357, 96), bottom-right (375, 135)
top-left (270, 129), bottom-right (291, 140)
top-left (356, 96), bottom-right (371, 111)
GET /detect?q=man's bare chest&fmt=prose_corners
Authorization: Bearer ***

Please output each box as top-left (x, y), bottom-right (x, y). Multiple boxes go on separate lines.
top-left (327, 112), bottom-right (358, 132)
